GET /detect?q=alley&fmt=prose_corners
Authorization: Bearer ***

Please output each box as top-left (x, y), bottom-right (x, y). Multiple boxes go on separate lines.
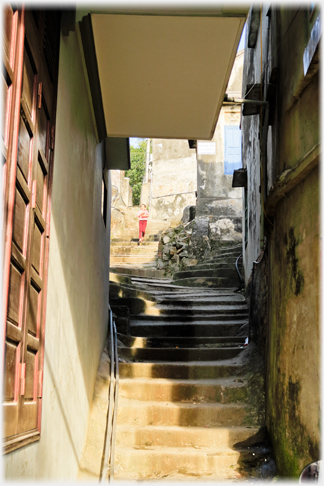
top-left (2, 4), bottom-right (320, 482)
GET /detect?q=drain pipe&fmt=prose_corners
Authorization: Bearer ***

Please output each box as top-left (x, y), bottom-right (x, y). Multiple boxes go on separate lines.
top-left (109, 321), bottom-right (119, 480)
top-left (248, 246), bottom-right (266, 343)
top-left (234, 253), bottom-right (244, 292)
top-left (100, 308), bottom-right (119, 482)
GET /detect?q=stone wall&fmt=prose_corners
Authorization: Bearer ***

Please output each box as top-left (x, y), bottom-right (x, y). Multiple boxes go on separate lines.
top-left (241, 6), bottom-right (320, 477)
top-left (149, 139), bottom-right (197, 225)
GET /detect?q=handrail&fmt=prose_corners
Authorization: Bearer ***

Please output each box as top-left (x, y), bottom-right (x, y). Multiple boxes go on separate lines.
top-left (248, 249), bottom-right (266, 342)
top-left (110, 321), bottom-right (119, 480)
top-left (235, 253), bottom-right (243, 285)
top-left (100, 308), bottom-right (119, 482)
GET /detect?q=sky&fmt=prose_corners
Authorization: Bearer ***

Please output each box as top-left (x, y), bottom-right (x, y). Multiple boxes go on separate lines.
top-left (130, 22), bottom-right (246, 148)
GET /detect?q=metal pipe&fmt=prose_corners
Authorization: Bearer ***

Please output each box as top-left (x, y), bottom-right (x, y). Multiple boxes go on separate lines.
top-left (235, 253), bottom-right (243, 286)
top-left (109, 322), bottom-right (119, 481)
top-left (260, 102), bottom-right (270, 249)
top-left (100, 309), bottom-right (115, 482)
top-left (145, 138), bottom-right (150, 183)
top-left (223, 98), bottom-right (269, 106)
top-left (247, 249), bottom-right (266, 343)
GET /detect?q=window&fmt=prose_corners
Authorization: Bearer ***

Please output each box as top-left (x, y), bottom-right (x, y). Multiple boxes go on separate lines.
top-left (224, 126), bottom-right (242, 175)
top-left (3, 8), bottom-right (60, 453)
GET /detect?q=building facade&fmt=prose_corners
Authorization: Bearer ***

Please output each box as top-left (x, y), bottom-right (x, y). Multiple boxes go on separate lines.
top-left (241, 4), bottom-right (320, 477)
top-left (2, 7), bottom-right (110, 478)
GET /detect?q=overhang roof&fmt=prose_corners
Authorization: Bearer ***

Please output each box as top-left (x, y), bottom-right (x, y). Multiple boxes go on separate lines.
top-left (79, 7), bottom-right (248, 141)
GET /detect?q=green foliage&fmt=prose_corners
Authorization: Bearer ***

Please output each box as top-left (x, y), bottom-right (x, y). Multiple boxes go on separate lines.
top-left (126, 139), bottom-right (147, 206)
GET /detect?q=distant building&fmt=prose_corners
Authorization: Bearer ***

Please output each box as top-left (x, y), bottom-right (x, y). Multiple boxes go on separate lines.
top-left (149, 49), bottom-right (244, 229)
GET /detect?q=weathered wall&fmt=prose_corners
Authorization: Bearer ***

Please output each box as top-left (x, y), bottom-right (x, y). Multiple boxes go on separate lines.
top-left (111, 170), bottom-right (133, 207)
top-left (241, 5), bottom-right (320, 478)
top-left (196, 50), bottom-right (243, 222)
top-left (4, 26), bottom-right (110, 480)
top-left (150, 139), bottom-right (197, 225)
top-left (241, 15), bottom-right (262, 283)
top-left (267, 166), bottom-right (320, 476)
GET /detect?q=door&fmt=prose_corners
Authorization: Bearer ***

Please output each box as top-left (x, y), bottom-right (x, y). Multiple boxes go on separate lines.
top-left (2, 7), bottom-right (61, 453)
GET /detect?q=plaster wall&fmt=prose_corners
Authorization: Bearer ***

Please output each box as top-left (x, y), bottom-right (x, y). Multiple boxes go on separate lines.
top-left (267, 166), bottom-right (320, 476)
top-left (4, 27), bottom-right (110, 480)
top-left (111, 170), bottom-right (133, 207)
top-left (241, 11), bottom-right (262, 283)
top-left (241, 5), bottom-right (320, 477)
top-left (150, 139), bottom-right (197, 224)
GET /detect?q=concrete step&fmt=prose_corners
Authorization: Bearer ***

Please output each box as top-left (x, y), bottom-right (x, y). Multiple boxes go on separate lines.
top-left (138, 303), bottom-right (249, 316)
top-left (131, 309), bottom-right (249, 321)
top-left (110, 267), bottom-right (165, 278)
top-left (118, 376), bottom-right (248, 403)
top-left (119, 359), bottom-right (245, 380)
top-left (114, 446), bottom-right (242, 480)
top-left (117, 333), bottom-right (246, 348)
top-left (110, 255), bottom-right (157, 264)
top-left (117, 398), bottom-right (256, 427)
top-left (115, 424), bottom-right (265, 449)
top-left (192, 258), bottom-right (239, 269)
top-left (173, 267), bottom-right (239, 280)
top-left (155, 295), bottom-right (247, 306)
top-left (110, 246), bottom-right (158, 255)
top-left (129, 320), bottom-right (248, 337)
top-left (118, 345), bottom-right (243, 362)
top-left (173, 276), bottom-right (241, 287)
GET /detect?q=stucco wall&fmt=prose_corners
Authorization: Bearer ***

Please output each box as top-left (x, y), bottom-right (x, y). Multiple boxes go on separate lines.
top-left (241, 5), bottom-right (320, 478)
top-left (3, 27), bottom-right (110, 480)
top-left (241, 13), bottom-right (262, 282)
top-left (267, 165), bottom-right (320, 476)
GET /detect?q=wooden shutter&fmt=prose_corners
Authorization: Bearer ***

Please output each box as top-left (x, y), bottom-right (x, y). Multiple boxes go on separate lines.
top-left (224, 125), bottom-right (242, 175)
top-left (2, 7), bottom-right (61, 453)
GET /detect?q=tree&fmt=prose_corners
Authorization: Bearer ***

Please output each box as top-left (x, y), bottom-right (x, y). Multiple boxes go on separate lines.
top-left (126, 139), bottom-right (147, 206)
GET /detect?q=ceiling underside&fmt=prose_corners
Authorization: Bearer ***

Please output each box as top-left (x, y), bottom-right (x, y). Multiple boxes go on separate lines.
top-left (86, 8), bottom-right (247, 140)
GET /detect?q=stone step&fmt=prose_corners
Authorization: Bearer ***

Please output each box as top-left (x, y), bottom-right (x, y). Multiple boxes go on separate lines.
top-left (132, 308), bottom-right (249, 320)
top-left (110, 267), bottom-right (165, 278)
top-left (192, 258), bottom-right (240, 269)
top-left (173, 276), bottom-right (241, 287)
top-left (118, 345), bottom-right (243, 361)
top-left (117, 333), bottom-right (246, 348)
top-left (110, 255), bottom-right (157, 264)
top-left (112, 233), bottom-right (161, 242)
top-left (119, 360), bottom-right (245, 380)
top-left (117, 398), bottom-right (256, 427)
top-left (173, 267), bottom-right (239, 280)
top-left (114, 446), bottom-right (242, 481)
top-left (155, 295), bottom-right (247, 306)
top-left (129, 320), bottom-right (248, 337)
top-left (115, 424), bottom-right (265, 449)
top-left (110, 246), bottom-right (158, 255)
top-left (118, 376), bottom-right (248, 403)
top-left (137, 304), bottom-right (248, 316)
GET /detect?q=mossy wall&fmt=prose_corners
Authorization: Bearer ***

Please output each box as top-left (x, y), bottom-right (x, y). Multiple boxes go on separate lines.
top-left (266, 165), bottom-right (320, 477)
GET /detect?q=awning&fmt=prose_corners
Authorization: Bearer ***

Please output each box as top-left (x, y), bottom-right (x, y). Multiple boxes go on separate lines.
top-left (79, 7), bottom-right (248, 141)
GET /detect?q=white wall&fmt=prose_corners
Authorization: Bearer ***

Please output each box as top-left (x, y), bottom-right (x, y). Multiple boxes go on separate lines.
top-left (3, 26), bottom-right (110, 480)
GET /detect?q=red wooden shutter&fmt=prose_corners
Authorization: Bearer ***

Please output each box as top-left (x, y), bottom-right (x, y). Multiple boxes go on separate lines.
top-left (2, 7), bottom-right (61, 453)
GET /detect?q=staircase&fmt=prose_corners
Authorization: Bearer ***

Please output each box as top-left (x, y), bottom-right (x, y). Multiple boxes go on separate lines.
top-left (110, 220), bottom-right (168, 269)
top-left (173, 243), bottom-right (243, 288)
top-left (109, 275), bottom-right (274, 481)
top-left (78, 230), bottom-right (275, 481)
